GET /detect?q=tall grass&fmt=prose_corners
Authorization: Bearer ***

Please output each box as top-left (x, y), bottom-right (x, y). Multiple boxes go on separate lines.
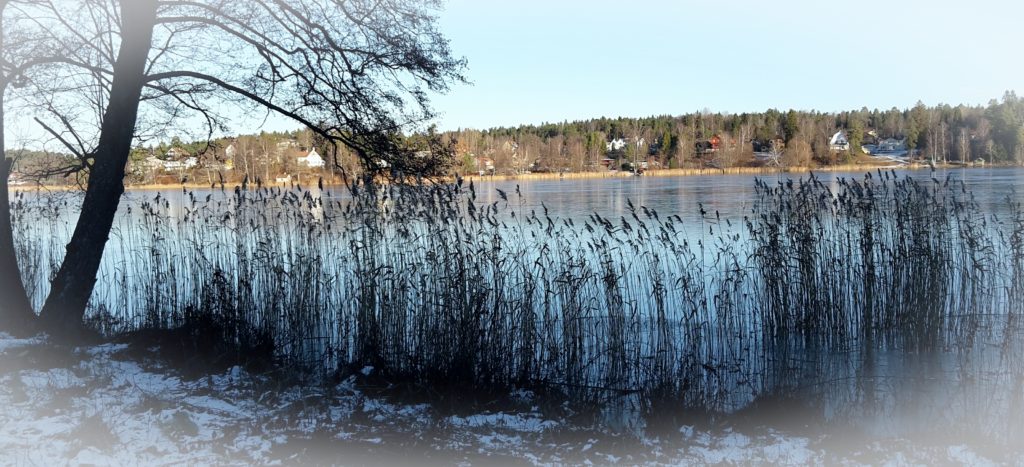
top-left (748, 171), bottom-right (1001, 344)
top-left (10, 172), bottom-right (1024, 414)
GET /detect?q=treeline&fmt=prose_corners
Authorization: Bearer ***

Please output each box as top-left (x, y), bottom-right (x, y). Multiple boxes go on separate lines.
top-left (125, 128), bottom-right (449, 184)
top-left (126, 130), bottom-right (354, 184)
top-left (7, 130), bottom-right (342, 186)
top-left (11, 92), bottom-right (1023, 184)
top-left (447, 91), bottom-right (1024, 174)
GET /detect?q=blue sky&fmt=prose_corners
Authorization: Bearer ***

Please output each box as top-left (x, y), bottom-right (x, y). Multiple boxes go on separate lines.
top-left (6, 0), bottom-right (1021, 150)
top-left (430, 0), bottom-right (1024, 130)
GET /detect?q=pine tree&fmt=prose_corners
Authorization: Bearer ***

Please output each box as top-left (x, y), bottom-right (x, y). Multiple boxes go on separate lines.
top-left (784, 110), bottom-right (800, 143)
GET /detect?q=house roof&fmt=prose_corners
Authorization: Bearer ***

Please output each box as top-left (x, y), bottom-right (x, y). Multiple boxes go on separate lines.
top-left (829, 130), bottom-right (849, 146)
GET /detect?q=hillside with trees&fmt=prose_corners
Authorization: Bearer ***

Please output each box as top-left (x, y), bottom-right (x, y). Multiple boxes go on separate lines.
top-left (7, 92), bottom-right (1022, 185)
top-left (445, 92), bottom-right (1024, 175)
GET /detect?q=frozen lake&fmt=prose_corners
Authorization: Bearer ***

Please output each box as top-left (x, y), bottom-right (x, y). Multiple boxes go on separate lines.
top-left (9, 167), bottom-right (1024, 445)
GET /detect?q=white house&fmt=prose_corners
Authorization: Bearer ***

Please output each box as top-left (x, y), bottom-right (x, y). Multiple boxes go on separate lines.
top-left (606, 137), bottom-right (645, 152)
top-left (606, 138), bottom-right (628, 152)
top-left (829, 130), bottom-right (850, 152)
top-left (296, 148), bottom-right (325, 168)
top-left (164, 147), bottom-right (189, 160)
top-left (161, 157), bottom-right (198, 170)
top-left (144, 155), bottom-right (191, 171)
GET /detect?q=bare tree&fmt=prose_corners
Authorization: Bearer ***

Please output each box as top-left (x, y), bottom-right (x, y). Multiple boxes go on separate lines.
top-left (1, 0), bottom-right (465, 336)
top-left (958, 126), bottom-right (971, 164)
top-left (783, 137), bottom-right (812, 167)
top-left (0, 0), bottom-right (83, 334)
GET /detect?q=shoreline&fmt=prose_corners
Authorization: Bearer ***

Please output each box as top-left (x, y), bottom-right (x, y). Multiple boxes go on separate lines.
top-left (457, 161), bottom-right (996, 183)
top-left (460, 163), bottom-right (886, 183)
top-left (10, 162), bottom-right (1005, 192)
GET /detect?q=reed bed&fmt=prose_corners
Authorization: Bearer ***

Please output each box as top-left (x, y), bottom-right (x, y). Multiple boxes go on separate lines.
top-left (9, 171), bottom-right (1024, 413)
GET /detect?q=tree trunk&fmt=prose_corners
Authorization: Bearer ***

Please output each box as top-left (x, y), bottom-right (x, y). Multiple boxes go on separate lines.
top-left (38, 0), bottom-right (157, 335)
top-left (0, 96), bottom-right (38, 335)
top-left (0, 0), bottom-right (37, 335)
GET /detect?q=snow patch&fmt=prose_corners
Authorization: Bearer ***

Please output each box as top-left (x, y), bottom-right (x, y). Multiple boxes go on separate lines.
top-left (476, 432), bottom-right (523, 451)
top-left (0, 333), bottom-right (46, 353)
top-left (948, 445), bottom-right (996, 466)
top-left (2, 334), bottom-right (1021, 465)
top-left (447, 412), bottom-right (557, 433)
top-left (20, 368), bottom-right (84, 390)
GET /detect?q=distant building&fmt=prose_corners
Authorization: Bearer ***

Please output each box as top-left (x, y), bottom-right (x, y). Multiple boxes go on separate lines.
top-left (695, 135), bottom-right (721, 155)
top-left (144, 156), bottom-right (164, 171)
top-left (474, 156), bottom-right (495, 175)
top-left (161, 157), bottom-right (198, 170)
top-left (752, 138), bottom-right (783, 154)
top-left (276, 139), bottom-right (299, 151)
top-left (607, 137), bottom-right (646, 153)
top-left (866, 138), bottom-right (908, 157)
top-left (752, 138), bottom-right (784, 166)
top-left (8, 172), bottom-right (27, 186)
top-left (829, 130), bottom-right (850, 152)
top-left (296, 148), bottom-right (325, 168)
top-left (606, 138), bottom-right (628, 152)
top-left (164, 147), bottom-right (189, 160)
top-left (148, 152), bottom-right (197, 171)
top-left (878, 138), bottom-right (906, 152)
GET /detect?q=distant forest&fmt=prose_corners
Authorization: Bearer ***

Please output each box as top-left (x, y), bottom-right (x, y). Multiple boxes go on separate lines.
top-left (8, 92), bottom-right (1024, 184)
top-left (449, 91), bottom-right (1024, 174)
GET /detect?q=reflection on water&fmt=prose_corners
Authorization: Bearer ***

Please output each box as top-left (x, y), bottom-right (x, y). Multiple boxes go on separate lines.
top-left (469, 167), bottom-right (1024, 220)
top-left (10, 168), bottom-right (1024, 443)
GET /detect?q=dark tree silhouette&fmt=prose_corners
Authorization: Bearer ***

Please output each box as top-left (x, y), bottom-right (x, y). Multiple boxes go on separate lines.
top-left (0, 0), bottom-right (465, 336)
top-left (0, 0), bottom-right (79, 335)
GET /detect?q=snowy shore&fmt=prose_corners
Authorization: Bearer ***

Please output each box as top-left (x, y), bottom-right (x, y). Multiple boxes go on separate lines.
top-left (0, 333), bottom-right (1015, 465)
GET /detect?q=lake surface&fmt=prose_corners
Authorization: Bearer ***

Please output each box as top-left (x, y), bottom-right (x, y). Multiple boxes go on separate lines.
top-left (467, 167), bottom-right (1024, 220)
top-left (11, 166), bottom-right (1024, 441)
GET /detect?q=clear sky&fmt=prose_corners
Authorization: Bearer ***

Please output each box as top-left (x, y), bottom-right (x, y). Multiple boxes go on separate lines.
top-left (430, 0), bottom-right (1024, 131)
top-left (6, 0), bottom-right (1022, 150)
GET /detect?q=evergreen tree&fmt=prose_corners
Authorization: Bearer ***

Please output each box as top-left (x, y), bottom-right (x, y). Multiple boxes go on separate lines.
top-left (848, 116), bottom-right (864, 155)
top-left (661, 130), bottom-right (674, 157)
top-left (906, 101), bottom-right (928, 155)
top-left (784, 110), bottom-right (799, 143)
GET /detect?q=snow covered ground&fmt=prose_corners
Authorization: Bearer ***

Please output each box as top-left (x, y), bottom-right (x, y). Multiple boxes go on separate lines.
top-left (0, 332), bottom-right (1018, 465)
